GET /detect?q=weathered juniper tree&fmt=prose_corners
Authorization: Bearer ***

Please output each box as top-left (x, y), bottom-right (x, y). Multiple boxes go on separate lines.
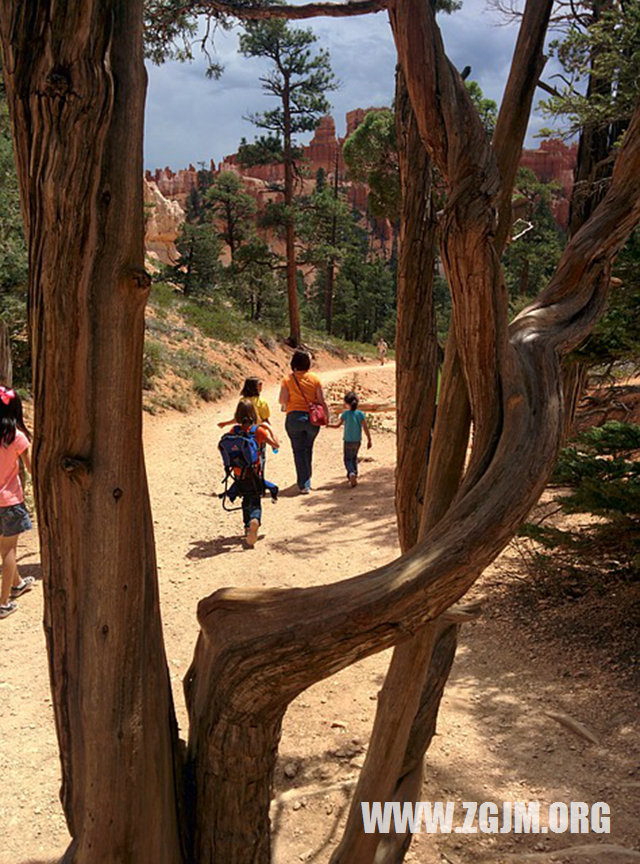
top-left (1, 1), bottom-right (639, 863)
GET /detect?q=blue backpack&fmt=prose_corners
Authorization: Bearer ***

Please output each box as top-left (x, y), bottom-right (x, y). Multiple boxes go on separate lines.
top-left (218, 425), bottom-right (264, 509)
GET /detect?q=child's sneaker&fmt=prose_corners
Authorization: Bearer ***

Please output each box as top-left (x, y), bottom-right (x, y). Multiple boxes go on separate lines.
top-left (0, 600), bottom-right (18, 619)
top-left (348, 473), bottom-right (358, 487)
top-left (245, 519), bottom-right (259, 548)
top-left (11, 576), bottom-right (36, 598)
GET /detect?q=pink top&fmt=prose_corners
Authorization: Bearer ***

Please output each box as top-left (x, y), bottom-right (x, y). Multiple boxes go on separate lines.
top-left (0, 429), bottom-right (29, 507)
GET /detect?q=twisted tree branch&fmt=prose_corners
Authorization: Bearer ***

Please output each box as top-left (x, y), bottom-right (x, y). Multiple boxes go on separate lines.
top-left (168, 0), bottom-right (387, 22)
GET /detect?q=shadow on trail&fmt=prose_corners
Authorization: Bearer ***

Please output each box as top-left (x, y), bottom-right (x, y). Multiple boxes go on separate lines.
top-left (18, 561), bottom-right (43, 582)
top-left (187, 534), bottom-right (245, 559)
top-left (269, 463), bottom-right (398, 559)
top-left (277, 483), bottom-right (303, 498)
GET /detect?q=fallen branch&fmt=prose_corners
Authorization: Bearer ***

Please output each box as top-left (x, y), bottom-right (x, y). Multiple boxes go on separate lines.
top-left (271, 778), bottom-right (357, 808)
top-left (543, 710), bottom-right (599, 745)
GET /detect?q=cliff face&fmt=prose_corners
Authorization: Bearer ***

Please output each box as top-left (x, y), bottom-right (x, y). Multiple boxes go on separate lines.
top-left (519, 139), bottom-right (577, 229)
top-left (144, 178), bottom-right (185, 266)
top-left (144, 110), bottom-right (577, 264)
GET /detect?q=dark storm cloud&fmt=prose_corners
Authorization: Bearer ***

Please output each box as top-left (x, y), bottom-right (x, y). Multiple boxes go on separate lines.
top-left (144, 1), bottom-right (560, 171)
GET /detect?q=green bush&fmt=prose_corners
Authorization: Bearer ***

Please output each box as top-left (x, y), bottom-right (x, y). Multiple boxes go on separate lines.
top-left (520, 421), bottom-right (640, 578)
top-left (149, 280), bottom-right (179, 314)
top-left (191, 371), bottom-right (223, 402)
top-left (143, 339), bottom-right (167, 389)
top-left (180, 298), bottom-right (260, 343)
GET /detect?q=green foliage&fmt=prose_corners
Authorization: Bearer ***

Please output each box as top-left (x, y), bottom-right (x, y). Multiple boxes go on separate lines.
top-left (343, 108), bottom-right (400, 222)
top-left (143, 338), bottom-right (168, 389)
top-left (503, 168), bottom-right (566, 302)
top-left (150, 280), bottom-right (179, 313)
top-left (540, 1), bottom-right (640, 136)
top-left (297, 186), bottom-right (354, 270)
top-left (0, 71), bottom-right (27, 291)
top-left (143, 1), bottom-right (228, 77)
top-left (237, 135), bottom-right (284, 167)
top-left (521, 421), bottom-right (640, 577)
top-left (330, 253), bottom-right (396, 344)
top-left (573, 230), bottom-right (640, 370)
top-left (228, 237), bottom-right (286, 327)
top-left (173, 223), bottom-right (222, 296)
top-left (465, 80), bottom-right (498, 137)
top-left (205, 172), bottom-right (256, 258)
top-left (181, 296), bottom-right (259, 344)
top-left (191, 371), bottom-right (223, 402)
top-left (0, 68), bottom-right (29, 386)
top-left (238, 21), bottom-right (338, 139)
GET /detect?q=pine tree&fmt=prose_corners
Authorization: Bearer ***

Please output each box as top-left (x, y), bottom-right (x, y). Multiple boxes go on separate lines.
top-left (238, 20), bottom-right (337, 345)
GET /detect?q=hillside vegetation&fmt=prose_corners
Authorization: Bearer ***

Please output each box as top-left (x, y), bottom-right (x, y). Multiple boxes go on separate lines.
top-left (142, 280), bottom-right (379, 414)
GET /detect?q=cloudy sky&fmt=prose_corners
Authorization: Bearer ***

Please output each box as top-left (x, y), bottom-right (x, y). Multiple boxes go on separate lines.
top-left (144, 0), bottom-right (560, 171)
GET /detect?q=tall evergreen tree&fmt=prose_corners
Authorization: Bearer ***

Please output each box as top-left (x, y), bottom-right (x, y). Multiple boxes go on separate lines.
top-left (205, 171), bottom-right (257, 262)
top-left (238, 20), bottom-right (337, 345)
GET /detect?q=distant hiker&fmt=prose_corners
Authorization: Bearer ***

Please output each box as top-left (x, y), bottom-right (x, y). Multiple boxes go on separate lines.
top-left (0, 387), bottom-right (35, 619)
top-left (328, 390), bottom-right (372, 487)
top-left (279, 350), bottom-right (329, 494)
top-left (377, 337), bottom-right (388, 366)
top-left (218, 399), bottom-right (279, 548)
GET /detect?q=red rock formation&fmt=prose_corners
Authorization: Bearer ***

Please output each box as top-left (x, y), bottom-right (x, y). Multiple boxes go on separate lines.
top-left (146, 113), bottom-right (577, 235)
top-left (519, 139), bottom-right (577, 229)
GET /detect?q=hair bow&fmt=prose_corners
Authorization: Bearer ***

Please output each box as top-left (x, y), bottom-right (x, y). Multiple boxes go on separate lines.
top-left (0, 387), bottom-right (16, 405)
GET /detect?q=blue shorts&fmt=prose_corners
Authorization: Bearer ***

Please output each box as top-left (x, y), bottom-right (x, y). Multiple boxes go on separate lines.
top-left (0, 502), bottom-right (32, 537)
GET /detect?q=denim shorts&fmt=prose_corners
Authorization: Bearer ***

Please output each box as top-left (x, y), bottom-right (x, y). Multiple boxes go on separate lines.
top-left (0, 502), bottom-right (32, 537)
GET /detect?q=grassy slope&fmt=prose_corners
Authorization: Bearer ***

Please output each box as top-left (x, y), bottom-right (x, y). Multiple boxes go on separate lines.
top-left (143, 282), bottom-right (381, 414)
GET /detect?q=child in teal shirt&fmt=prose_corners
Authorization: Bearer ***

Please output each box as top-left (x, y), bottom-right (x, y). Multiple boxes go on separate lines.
top-left (329, 391), bottom-right (372, 486)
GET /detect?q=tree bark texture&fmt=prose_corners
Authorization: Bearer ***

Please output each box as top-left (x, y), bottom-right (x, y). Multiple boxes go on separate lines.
top-left (0, 5), bottom-right (184, 863)
top-left (393, 68), bottom-right (438, 553)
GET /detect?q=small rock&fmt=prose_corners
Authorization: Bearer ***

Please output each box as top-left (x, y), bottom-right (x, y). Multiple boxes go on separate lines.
top-left (331, 720), bottom-right (347, 729)
top-left (284, 762), bottom-right (299, 779)
top-left (292, 800), bottom-right (302, 811)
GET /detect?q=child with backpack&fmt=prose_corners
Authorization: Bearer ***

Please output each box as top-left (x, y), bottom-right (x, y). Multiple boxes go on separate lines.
top-left (329, 391), bottom-right (372, 487)
top-left (219, 399), bottom-right (279, 547)
top-left (0, 387), bottom-right (36, 619)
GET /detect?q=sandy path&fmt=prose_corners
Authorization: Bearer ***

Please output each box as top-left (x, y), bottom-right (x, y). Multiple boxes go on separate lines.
top-left (1, 361), bottom-right (637, 864)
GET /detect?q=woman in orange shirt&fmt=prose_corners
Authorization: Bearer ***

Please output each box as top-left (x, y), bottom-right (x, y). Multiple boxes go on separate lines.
top-left (279, 350), bottom-right (329, 494)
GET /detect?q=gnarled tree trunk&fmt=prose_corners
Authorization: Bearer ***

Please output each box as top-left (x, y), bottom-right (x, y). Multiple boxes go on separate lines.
top-left (0, 5), bottom-right (183, 863)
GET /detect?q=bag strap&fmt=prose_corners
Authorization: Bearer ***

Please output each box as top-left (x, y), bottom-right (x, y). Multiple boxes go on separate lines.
top-left (291, 372), bottom-right (312, 410)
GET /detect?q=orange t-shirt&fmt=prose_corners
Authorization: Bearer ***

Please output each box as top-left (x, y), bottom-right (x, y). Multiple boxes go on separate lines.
top-left (282, 371), bottom-right (321, 413)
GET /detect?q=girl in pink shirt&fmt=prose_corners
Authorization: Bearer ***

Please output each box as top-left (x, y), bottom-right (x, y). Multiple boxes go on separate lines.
top-left (0, 387), bottom-right (34, 619)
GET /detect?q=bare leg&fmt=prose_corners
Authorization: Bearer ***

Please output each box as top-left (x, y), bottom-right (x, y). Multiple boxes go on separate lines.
top-left (0, 534), bottom-right (19, 606)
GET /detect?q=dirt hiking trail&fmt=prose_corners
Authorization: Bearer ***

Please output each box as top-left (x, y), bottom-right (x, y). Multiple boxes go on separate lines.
top-left (1, 362), bottom-right (638, 864)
